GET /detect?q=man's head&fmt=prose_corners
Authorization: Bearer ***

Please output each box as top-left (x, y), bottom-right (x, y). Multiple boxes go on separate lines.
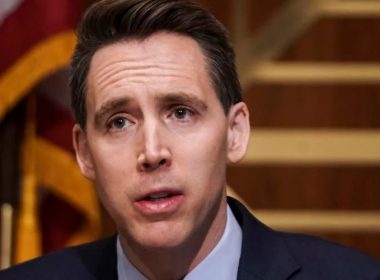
top-left (70, 0), bottom-right (242, 129)
top-left (71, 0), bottom-right (249, 276)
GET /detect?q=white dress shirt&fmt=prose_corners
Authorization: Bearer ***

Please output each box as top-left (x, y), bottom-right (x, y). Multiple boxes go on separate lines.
top-left (117, 205), bottom-right (242, 279)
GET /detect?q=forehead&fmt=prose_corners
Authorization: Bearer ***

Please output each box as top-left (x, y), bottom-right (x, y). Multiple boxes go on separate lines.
top-left (88, 32), bottom-right (212, 93)
top-left (85, 31), bottom-right (222, 121)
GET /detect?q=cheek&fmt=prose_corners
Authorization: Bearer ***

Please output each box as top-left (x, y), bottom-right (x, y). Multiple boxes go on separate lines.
top-left (189, 126), bottom-right (228, 165)
top-left (91, 137), bottom-right (133, 173)
top-left (89, 141), bottom-right (136, 199)
top-left (180, 128), bottom-right (228, 189)
top-left (91, 150), bottom-right (137, 226)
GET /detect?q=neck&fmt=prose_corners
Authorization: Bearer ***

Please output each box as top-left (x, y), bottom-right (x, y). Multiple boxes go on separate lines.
top-left (119, 198), bottom-right (227, 280)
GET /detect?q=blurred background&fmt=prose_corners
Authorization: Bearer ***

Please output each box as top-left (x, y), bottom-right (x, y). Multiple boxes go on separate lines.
top-left (0, 0), bottom-right (379, 268)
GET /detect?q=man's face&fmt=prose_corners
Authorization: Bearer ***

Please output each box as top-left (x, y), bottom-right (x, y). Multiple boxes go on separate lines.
top-left (73, 32), bottom-right (248, 251)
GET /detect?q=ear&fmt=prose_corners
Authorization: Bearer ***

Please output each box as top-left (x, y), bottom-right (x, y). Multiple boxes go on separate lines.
top-left (72, 124), bottom-right (95, 180)
top-left (226, 102), bottom-right (250, 163)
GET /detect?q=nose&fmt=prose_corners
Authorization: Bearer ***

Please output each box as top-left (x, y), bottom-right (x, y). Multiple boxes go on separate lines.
top-left (137, 119), bottom-right (171, 172)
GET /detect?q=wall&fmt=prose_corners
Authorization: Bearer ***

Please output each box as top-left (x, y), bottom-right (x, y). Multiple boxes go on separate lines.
top-left (198, 0), bottom-right (380, 259)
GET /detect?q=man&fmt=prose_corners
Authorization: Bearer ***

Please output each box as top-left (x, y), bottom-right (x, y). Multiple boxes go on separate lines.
top-left (1, 0), bottom-right (380, 279)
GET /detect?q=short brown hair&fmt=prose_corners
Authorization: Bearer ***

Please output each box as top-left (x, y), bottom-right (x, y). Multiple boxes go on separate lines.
top-left (70, 0), bottom-right (242, 129)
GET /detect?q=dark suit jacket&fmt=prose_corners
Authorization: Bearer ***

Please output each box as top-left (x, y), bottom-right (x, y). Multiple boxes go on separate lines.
top-left (1, 197), bottom-right (380, 279)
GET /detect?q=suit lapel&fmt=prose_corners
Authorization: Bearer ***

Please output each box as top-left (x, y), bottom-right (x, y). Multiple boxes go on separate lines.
top-left (73, 236), bottom-right (118, 280)
top-left (228, 197), bottom-right (301, 280)
top-left (96, 236), bottom-right (118, 280)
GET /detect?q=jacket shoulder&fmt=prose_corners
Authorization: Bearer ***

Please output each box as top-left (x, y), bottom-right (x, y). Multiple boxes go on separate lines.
top-left (0, 236), bottom-right (116, 280)
top-left (228, 197), bottom-right (380, 280)
top-left (281, 232), bottom-right (380, 279)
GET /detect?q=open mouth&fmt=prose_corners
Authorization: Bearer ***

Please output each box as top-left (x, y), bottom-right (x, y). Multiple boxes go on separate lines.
top-left (135, 190), bottom-right (184, 214)
top-left (143, 192), bottom-right (177, 202)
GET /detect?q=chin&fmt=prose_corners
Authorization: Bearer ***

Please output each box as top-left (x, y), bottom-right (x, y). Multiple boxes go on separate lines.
top-left (131, 232), bottom-right (190, 252)
top-left (140, 236), bottom-right (185, 250)
top-left (126, 220), bottom-right (191, 250)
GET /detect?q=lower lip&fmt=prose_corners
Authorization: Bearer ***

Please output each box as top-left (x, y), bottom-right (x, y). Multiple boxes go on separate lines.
top-left (134, 194), bottom-right (184, 216)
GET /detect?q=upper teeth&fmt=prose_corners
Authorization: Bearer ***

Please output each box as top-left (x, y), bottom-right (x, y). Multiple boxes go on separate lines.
top-left (149, 193), bottom-right (170, 199)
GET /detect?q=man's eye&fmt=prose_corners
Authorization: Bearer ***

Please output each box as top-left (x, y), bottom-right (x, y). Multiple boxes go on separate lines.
top-left (108, 117), bottom-right (131, 130)
top-left (172, 107), bottom-right (193, 120)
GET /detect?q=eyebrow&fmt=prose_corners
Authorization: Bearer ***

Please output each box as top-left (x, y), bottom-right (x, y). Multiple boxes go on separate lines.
top-left (94, 98), bottom-right (130, 128)
top-left (93, 92), bottom-right (208, 128)
top-left (156, 92), bottom-right (208, 112)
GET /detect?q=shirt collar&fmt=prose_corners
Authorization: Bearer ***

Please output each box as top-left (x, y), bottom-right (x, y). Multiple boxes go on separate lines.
top-left (117, 205), bottom-right (242, 280)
